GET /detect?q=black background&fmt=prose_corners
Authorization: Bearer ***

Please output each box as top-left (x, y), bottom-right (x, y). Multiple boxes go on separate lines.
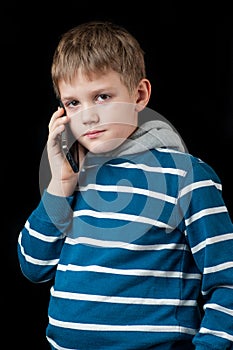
top-left (5, 1), bottom-right (232, 348)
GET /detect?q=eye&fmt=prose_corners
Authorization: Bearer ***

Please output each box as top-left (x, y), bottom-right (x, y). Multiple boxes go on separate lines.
top-left (67, 100), bottom-right (79, 107)
top-left (96, 94), bottom-right (110, 103)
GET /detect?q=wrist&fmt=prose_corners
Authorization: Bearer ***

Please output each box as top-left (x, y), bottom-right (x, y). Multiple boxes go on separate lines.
top-left (47, 178), bottom-right (77, 197)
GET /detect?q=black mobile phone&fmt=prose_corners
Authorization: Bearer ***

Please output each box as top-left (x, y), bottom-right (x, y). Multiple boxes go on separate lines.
top-left (59, 101), bottom-right (79, 173)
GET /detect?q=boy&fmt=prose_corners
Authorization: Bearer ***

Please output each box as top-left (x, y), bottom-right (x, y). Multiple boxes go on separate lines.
top-left (17, 21), bottom-right (233, 349)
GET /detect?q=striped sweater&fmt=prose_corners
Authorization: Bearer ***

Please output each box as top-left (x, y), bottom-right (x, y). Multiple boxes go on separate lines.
top-left (18, 144), bottom-right (233, 349)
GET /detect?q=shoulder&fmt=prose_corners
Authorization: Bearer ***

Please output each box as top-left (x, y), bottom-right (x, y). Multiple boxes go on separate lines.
top-left (152, 148), bottom-right (221, 184)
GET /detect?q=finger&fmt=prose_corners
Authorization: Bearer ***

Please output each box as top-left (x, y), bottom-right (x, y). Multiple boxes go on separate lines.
top-left (48, 107), bottom-right (68, 132)
top-left (49, 112), bottom-right (69, 134)
top-left (48, 107), bottom-right (61, 130)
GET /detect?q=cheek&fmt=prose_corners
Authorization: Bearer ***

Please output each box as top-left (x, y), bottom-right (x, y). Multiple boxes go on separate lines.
top-left (115, 122), bottom-right (137, 139)
top-left (69, 117), bottom-right (84, 140)
top-left (101, 102), bottom-right (137, 124)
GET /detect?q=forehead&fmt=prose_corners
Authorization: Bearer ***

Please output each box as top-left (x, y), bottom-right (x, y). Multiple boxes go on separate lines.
top-left (59, 69), bottom-right (127, 97)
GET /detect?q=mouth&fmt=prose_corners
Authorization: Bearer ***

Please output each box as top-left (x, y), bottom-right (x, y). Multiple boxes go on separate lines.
top-left (84, 129), bottom-right (105, 139)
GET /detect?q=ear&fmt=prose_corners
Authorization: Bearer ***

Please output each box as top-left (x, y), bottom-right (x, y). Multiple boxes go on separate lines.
top-left (135, 78), bottom-right (151, 112)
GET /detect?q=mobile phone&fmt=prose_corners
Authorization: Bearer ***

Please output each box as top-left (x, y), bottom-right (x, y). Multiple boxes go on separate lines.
top-left (59, 101), bottom-right (79, 173)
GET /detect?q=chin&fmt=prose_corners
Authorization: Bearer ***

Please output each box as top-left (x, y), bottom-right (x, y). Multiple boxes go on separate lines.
top-left (89, 139), bottom-right (125, 154)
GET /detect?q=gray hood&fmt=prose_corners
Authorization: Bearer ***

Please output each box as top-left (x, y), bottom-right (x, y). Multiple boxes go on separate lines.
top-left (107, 119), bottom-right (186, 158)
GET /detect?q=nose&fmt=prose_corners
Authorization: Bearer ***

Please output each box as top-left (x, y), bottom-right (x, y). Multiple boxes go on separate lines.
top-left (80, 105), bottom-right (100, 125)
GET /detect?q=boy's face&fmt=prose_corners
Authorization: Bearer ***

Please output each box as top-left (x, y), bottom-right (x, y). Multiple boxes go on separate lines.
top-left (59, 69), bottom-right (146, 154)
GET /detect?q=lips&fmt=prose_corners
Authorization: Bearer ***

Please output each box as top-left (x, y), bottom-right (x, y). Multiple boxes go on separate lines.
top-left (85, 130), bottom-right (105, 139)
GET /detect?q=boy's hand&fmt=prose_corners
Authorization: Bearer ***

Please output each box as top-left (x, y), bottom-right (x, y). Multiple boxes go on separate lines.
top-left (46, 107), bottom-right (79, 197)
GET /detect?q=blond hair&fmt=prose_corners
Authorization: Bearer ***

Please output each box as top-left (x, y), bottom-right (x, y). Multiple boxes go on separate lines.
top-left (51, 21), bottom-right (146, 97)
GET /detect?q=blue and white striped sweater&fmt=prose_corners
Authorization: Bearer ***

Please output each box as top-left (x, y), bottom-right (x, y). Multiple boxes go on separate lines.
top-left (18, 147), bottom-right (233, 350)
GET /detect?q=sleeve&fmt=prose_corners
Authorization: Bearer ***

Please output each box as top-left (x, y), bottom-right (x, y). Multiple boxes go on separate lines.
top-left (178, 157), bottom-right (233, 349)
top-left (17, 190), bottom-right (75, 283)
